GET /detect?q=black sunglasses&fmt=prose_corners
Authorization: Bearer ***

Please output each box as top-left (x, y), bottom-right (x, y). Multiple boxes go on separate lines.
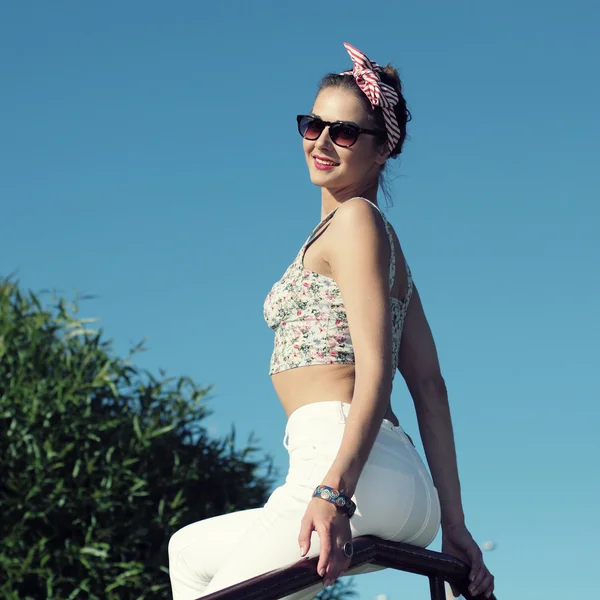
top-left (296, 114), bottom-right (385, 148)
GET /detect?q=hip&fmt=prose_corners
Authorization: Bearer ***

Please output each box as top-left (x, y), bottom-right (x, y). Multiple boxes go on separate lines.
top-left (283, 401), bottom-right (430, 487)
top-left (276, 400), bottom-right (440, 546)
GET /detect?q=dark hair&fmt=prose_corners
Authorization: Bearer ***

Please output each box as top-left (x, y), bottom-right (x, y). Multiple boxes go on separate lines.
top-left (318, 65), bottom-right (411, 205)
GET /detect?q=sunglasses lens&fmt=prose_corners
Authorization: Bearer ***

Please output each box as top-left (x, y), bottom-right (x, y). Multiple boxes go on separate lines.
top-left (299, 116), bottom-right (325, 140)
top-left (330, 124), bottom-right (359, 147)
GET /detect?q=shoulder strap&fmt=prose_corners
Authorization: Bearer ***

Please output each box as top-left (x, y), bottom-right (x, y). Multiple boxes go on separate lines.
top-left (303, 207), bottom-right (339, 249)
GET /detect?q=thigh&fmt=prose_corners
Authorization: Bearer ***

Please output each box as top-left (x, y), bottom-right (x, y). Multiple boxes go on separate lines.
top-left (201, 504), bottom-right (389, 600)
top-left (202, 486), bottom-right (322, 597)
top-left (169, 509), bottom-right (262, 590)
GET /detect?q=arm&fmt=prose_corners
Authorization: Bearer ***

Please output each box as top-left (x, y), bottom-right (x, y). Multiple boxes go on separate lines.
top-left (399, 285), bottom-right (495, 598)
top-left (297, 198), bottom-right (394, 585)
top-left (320, 198), bottom-right (394, 496)
top-left (397, 285), bottom-right (465, 526)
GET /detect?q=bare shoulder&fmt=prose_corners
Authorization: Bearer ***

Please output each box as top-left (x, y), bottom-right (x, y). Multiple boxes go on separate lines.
top-left (327, 198), bottom-right (388, 246)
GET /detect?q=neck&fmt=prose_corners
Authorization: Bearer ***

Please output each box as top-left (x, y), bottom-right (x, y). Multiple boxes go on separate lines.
top-left (319, 181), bottom-right (379, 221)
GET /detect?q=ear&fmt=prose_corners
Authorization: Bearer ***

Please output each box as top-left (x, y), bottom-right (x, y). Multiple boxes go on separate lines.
top-left (374, 142), bottom-right (390, 166)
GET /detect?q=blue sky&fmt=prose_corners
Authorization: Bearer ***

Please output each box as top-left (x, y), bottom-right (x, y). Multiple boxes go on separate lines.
top-left (2, 1), bottom-right (599, 598)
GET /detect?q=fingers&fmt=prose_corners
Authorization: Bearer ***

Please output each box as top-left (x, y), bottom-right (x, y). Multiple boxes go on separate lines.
top-left (321, 528), bottom-right (352, 587)
top-left (316, 523), bottom-right (332, 577)
top-left (324, 553), bottom-right (351, 588)
top-left (480, 571), bottom-right (495, 598)
top-left (306, 502), bottom-right (353, 587)
top-left (468, 558), bottom-right (482, 594)
top-left (443, 526), bottom-right (495, 598)
top-left (298, 516), bottom-right (314, 557)
top-left (470, 565), bottom-right (494, 598)
top-left (466, 546), bottom-right (483, 595)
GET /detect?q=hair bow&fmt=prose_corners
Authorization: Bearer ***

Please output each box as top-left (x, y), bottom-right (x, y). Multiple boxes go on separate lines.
top-left (340, 42), bottom-right (401, 154)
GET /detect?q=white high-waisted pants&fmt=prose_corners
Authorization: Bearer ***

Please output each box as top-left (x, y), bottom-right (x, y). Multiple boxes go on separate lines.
top-left (168, 401), bottom-right (440, 600)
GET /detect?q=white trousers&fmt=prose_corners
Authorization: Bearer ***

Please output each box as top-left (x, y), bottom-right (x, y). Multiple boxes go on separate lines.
top-left (168, 401), bottom-right (441, 600)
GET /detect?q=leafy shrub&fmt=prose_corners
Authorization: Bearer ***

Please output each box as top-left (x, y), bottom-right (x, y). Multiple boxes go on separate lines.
top-left (0, 279), bottom-right (274, 599)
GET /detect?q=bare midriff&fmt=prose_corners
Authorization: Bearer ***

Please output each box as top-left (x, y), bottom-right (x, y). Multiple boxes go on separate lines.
top-left (272, 363), bottom-right (400, 426)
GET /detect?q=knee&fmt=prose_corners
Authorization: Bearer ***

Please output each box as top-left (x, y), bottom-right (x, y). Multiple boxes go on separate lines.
top-left (168, 525), bottom-right (191, 565)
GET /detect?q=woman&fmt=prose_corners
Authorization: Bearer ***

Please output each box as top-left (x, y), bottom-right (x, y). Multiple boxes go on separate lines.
top-left (168, 42), bottom-right (495, 600)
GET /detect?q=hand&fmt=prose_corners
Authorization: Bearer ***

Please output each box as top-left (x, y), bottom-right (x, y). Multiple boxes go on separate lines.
top-left (298, 496), bottom-right (352, 588)
top-left (442, 523), bottom-right (495, 598)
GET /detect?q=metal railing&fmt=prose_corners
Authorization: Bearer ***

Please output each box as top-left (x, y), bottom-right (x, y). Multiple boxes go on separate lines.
top-left (201, 535), bottom-right (497, 600)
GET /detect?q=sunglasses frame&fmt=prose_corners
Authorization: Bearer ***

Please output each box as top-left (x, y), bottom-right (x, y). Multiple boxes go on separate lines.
top-left (296, 114), bottom-right (386, 148)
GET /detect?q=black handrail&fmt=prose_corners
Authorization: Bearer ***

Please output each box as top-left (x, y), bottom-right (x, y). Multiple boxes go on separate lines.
top-left (201, 535), bottom-right (497, 600)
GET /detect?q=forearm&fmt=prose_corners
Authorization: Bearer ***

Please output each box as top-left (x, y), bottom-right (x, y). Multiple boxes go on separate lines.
top-left (410, 377), bottom-right (465, 527)
top-left (323, 361), bottom-right (392, 496)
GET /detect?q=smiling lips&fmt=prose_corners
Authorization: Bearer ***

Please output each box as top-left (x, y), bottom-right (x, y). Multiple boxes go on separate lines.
top-left (313, 155), bottom-right (340, 171)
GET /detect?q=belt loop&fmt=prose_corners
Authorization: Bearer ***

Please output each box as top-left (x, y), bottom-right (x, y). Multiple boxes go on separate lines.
top-left (339, 401), bottom-right (347, 424)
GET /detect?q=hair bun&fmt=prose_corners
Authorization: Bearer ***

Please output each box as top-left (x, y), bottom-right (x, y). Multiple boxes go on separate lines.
top-left (379, 64), bottom-right (412, 159)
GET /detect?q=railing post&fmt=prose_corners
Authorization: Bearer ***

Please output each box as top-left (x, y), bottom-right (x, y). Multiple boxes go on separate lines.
top-left (428, 575), bottom-right (446, 600)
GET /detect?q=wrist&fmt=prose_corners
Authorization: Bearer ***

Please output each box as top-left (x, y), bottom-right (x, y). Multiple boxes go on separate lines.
top-left (321, 472), bottom-right (357, 498)
top-left (313, 485), bottom-right (356, 518)
top-left (441, 517), bottom-right (466, 532)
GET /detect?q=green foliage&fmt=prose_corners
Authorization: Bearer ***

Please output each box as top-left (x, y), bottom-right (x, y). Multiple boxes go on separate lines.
top-left (0, 279), bottom-right (275, 599)
top-left (316, 578), bottom-right (359, 600)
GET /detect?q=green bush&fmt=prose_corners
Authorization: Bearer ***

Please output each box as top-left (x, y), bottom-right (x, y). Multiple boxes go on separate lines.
top-left (0, 279), bottom-right (275, 599)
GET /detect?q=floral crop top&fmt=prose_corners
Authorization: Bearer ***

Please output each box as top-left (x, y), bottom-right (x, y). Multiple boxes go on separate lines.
top-left (263, 198), bottom-right (413, 377)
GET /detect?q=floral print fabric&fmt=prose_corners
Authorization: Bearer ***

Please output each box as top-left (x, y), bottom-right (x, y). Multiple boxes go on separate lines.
top-left (263, 199), bottom-right (413, 377)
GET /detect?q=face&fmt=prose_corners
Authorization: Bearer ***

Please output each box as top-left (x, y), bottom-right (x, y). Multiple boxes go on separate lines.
top-left (302, 87), bottom-right (388, 196)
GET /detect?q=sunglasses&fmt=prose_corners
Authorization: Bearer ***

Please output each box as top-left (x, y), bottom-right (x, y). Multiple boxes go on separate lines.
top-left (296, 114), bottom-right (385, 148)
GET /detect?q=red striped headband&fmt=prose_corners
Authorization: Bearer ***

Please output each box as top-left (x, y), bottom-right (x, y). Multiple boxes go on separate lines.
top-left (340, 42), bottom-right (401, 154)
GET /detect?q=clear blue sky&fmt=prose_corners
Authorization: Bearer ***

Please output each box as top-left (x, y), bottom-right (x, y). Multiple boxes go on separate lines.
top-left (2, 1), bottom-right (599, 598)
